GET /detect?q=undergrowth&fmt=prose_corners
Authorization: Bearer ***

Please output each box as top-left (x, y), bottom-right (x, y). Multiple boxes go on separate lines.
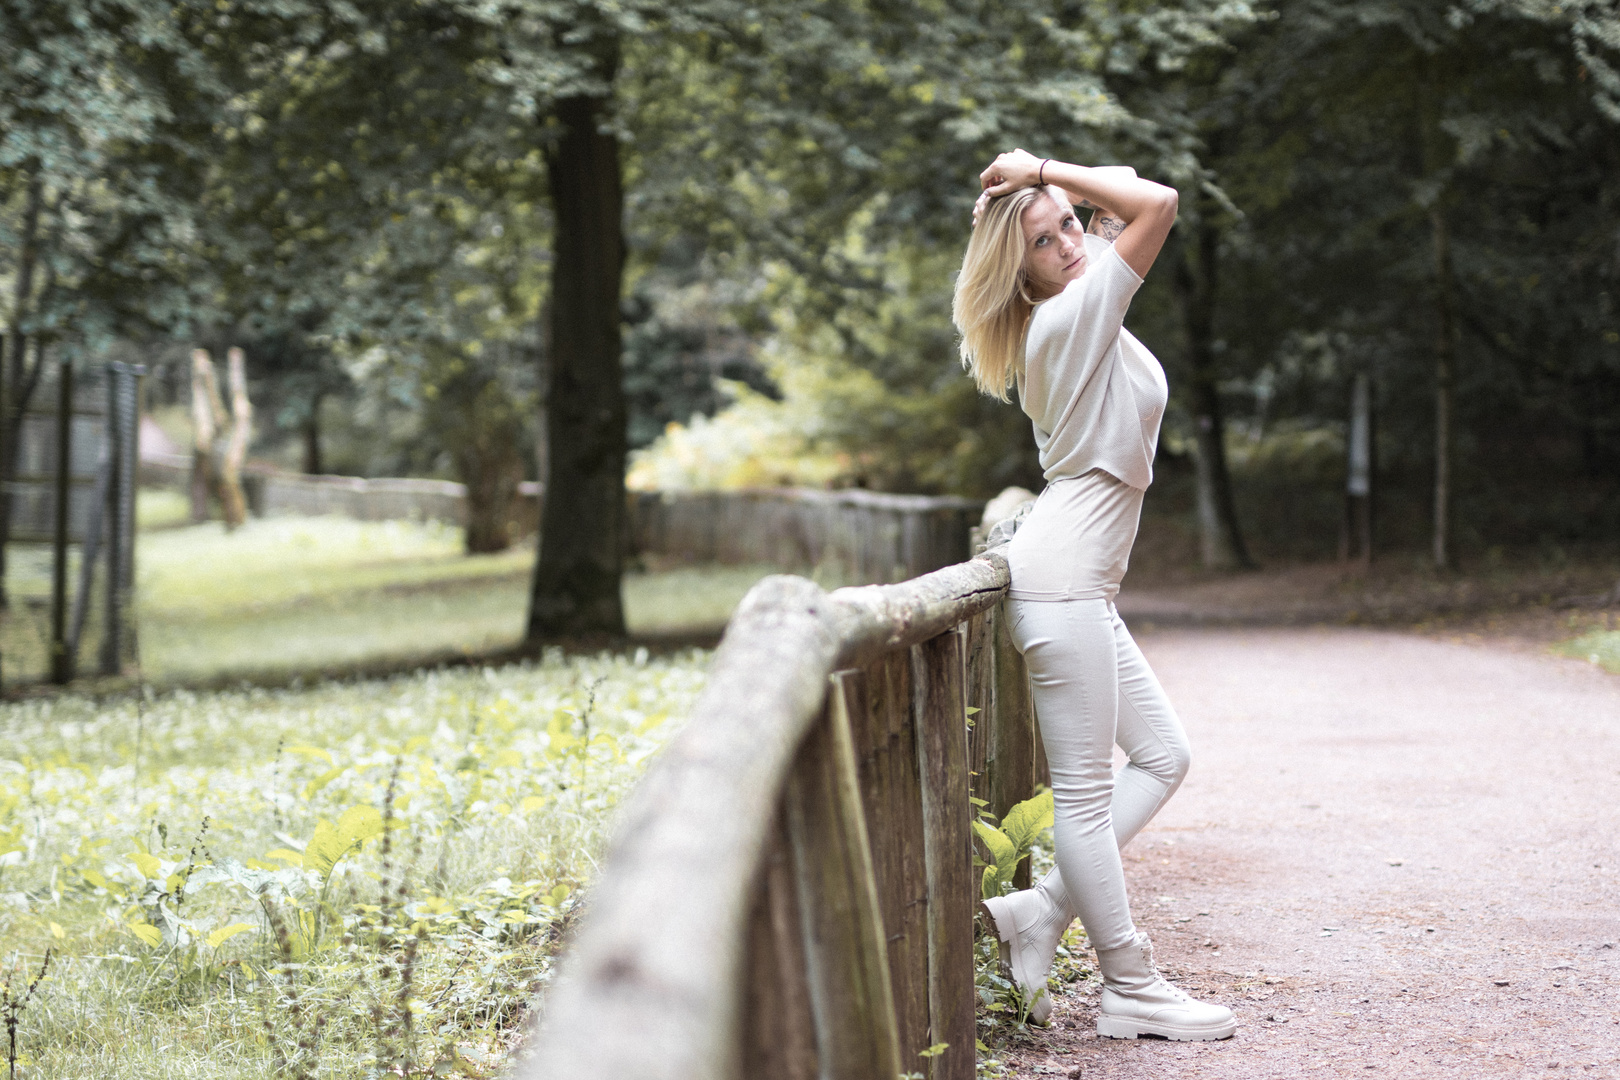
top-left (971, 789), bottom-right (1097, 1078)
top-left (0, 648), bottom-right (707, 1078)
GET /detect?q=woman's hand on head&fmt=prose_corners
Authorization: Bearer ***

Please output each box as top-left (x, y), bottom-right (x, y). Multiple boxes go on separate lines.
top-left (980, 149), bottom-right (1045, 197)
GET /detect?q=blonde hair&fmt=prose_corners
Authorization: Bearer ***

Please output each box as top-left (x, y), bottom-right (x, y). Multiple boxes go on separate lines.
top-left (953, 185), bottom-right (1059, 401)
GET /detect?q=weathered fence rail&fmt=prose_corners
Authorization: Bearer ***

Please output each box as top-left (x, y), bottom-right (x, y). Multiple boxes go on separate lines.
top-left (627, 488), bottom-right (985, 584)
top-left (141, 452), bottom-right (538, 527)
top-left (522, 509), bottom-right (1043, 1080)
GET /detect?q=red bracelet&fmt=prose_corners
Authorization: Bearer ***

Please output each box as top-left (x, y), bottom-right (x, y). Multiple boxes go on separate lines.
top-left (1039, 158), bottom-right (1050, 185)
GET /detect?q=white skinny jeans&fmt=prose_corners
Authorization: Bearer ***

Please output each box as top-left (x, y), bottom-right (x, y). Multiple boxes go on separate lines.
top-left (1008, 597), bottom-right (1191, 953)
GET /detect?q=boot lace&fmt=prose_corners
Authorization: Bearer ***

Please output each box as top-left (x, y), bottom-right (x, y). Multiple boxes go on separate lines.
top-left (1142, 940), bottom-right (1194, 1004)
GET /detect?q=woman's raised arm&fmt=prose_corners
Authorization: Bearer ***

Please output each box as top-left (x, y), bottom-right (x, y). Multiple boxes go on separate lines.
top-left (980, 150), bottom-right (1178, 278)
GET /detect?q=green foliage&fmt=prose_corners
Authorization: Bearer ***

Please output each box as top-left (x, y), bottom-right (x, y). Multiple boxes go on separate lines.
top-left (972, 790), bottom-right (1053, 900)
top-left (968, 791), bottom-right (1061, 1048)
top-left (0, 649), bottom-right (709, 1077)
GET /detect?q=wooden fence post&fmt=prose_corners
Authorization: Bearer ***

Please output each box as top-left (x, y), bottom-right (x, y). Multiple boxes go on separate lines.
top-left (742, 810), bottom-right (818, 1080)
top-left (913, 631), bottom-right (975, 1080)
top-left (837, 662), bottom-right (932, 1064)
top-left (989, 599), bottom-right (1038, 889)
top-left (785, 685), bottom-right (903, 1080)
top-left (962, 606), bottom-right (995, 808)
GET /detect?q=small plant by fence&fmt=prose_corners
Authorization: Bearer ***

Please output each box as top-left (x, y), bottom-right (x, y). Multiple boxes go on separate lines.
top-left (522, 513), bottom-right (1043, 1080)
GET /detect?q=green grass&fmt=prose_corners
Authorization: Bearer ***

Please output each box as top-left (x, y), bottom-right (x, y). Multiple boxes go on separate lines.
top-left (2, 500), bottom-right (780, 687)
top-left (0, 650), bottom-right (709, 1078)
top-left (1556, 626), bottom-right (1620, 674)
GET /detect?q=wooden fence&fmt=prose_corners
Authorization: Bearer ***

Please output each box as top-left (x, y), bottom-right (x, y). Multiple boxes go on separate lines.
top-left (521, 525), bottom-right (1044, 1080)
top-left (627, 488), bottom-right (985, 584)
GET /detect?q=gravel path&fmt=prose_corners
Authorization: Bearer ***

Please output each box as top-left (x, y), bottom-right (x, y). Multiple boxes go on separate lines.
top-left (998, 626), bottom-right (1620, 1080)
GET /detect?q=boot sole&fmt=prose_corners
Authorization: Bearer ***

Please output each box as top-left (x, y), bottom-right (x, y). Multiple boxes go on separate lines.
top-left (1096, 1014), bottom-right (1236, 1041)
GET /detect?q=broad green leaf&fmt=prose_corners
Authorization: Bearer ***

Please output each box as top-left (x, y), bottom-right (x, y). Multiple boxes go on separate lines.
top-left (263, 849), bottom-right (305, 867)
top-left (1000, 790), bottom-right (1054, 853)
top-left (286, 746), bottom-right (335, 765)
top-left (519, 795), bottom-right (547, 814)
top-left (965, 822), bottom-right (1017, 893)
top-left (304, 805), bottom-right (385, 876)
top-left (335, 805), bottom-right (384, 843)
top-left (302, 767), bottom-right (344, 799)
top-left (129, 851), bottom-right (162, 880)
top-left (128, 922), bottom-right (162, 947)
top-left (303, 820), bottom-right (352, 877)
top-left (206, 923), bottom-right (255, 949)
top-left (971, 820), bottom-right (1016, 872)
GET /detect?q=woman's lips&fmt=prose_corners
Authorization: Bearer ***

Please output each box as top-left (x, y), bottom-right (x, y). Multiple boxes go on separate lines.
top-left (1064, 255), bottom-right (1084, 272)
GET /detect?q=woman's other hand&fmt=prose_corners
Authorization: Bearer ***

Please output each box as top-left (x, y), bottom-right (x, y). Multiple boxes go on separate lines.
top-left (972, 189), bottom-right (991, 229)
top-left (980, 149), bottom-right (1044, 196)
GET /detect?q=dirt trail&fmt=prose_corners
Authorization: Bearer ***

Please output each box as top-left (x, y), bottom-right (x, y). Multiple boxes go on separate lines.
top-left (1000, 626), bottom-right (1620, 1080)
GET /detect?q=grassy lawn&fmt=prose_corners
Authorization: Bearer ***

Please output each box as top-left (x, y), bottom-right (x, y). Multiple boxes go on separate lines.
top-left (1555, 622), bottom-right (1620, 675)
top-left (1, 495), bottom-right (778, 687)
top-left (0, 649), bottom-right (708, 1078)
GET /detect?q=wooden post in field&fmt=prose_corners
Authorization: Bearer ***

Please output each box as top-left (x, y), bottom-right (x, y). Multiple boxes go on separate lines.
top-left (100, 362), bottom-right (143, 675)
top-left (219, 347), bottom-right (251, 529)
top-left (47, 360), bottom-right (72, 684)
top-left (189, 349), bottom-right (223, 522)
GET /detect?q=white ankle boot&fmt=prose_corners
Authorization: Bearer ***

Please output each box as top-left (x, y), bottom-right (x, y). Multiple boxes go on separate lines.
top-left (980, 869), bottom-right (1072, 1024)
top-left (1094, 932), bottom-right (1236, 1040)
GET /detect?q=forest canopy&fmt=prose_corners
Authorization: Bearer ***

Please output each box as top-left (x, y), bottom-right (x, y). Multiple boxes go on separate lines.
top-left (2, 0), bottom-right (1617, 637)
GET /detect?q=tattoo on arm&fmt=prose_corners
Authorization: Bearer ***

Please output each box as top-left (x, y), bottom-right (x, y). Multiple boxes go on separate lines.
top-left (1088, 211), bottom-right (1127, 243)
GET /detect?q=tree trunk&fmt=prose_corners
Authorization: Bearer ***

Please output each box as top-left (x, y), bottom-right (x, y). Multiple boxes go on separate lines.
top-left (0, 171), bottom-right (45, 609)
top-left (525, 74), bottom-right (628, 641)
top-left (190, 349), bottom-right (224, 522)
top-left (1173, 217), bottom-right (1256, 571)
top-left (219, 346), bottom-right (252, 529)
top-left (302, 390), bottom-right (324, 475)
top-left (1430, 206), bottom-right (1456, 571)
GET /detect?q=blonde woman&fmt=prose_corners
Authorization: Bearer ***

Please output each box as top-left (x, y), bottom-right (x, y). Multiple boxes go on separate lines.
top-left (955, 149), bottom-right (1235, 1041)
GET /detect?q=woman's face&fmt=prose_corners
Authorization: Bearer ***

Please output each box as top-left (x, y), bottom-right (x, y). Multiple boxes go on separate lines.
top-left (1020, 190), bottom-right (1086, 300)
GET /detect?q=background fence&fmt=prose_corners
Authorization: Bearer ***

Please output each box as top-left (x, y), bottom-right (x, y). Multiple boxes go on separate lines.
top-left (523, 502), bottom-right (1044, 1080)
top-left (141, 449), bottom-right (984, 587)
top-left (626, 488), bottom-right (985, 584)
